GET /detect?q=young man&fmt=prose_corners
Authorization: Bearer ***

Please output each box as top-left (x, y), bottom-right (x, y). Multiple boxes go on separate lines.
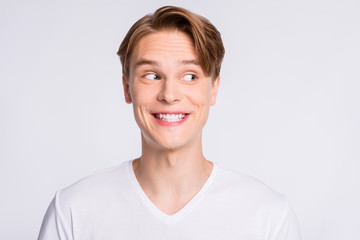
top-left (38, 6), bottom-right (301, 239)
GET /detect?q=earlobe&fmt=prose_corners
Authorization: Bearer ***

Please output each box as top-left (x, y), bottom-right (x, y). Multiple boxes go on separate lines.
top-left (122, 76), bottom-right (132, 104)
top-left (210, 76), bottom-right (220, 106)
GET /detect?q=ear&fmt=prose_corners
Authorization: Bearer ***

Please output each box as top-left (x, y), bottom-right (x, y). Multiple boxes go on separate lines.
top-left (122, 76), bottom-right (132, 104)
top-left (210, 76), bottom-right (220, 106)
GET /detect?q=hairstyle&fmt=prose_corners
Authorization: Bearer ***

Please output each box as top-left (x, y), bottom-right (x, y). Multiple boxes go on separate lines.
top-left (117, 6), bottom-right (225, 81)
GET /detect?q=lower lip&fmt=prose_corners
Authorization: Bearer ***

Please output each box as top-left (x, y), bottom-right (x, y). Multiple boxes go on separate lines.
top-left (153, 114), bottom-right (189, 126)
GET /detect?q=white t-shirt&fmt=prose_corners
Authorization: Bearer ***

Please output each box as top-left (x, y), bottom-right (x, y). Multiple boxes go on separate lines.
top-left (38, 160), bottom-right (301, 240)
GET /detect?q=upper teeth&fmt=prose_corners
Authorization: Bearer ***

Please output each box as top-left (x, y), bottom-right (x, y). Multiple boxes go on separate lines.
top-left (156, 113), bottom-right (186, 122)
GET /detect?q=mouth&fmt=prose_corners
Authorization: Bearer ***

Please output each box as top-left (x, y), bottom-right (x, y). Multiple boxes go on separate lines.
top-left (152, 113), bottom-right (189, 122)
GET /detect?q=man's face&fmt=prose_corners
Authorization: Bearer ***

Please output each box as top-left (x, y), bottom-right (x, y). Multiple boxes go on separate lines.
top-left (123, 30), bottom-right (219, 150)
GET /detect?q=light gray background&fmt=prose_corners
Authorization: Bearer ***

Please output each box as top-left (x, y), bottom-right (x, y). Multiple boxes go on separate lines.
top-left (1, 0), bottom-right (359, 239)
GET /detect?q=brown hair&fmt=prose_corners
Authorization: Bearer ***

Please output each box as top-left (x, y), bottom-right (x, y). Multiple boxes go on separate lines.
top-left (117, 6), bottom-right (225, 81)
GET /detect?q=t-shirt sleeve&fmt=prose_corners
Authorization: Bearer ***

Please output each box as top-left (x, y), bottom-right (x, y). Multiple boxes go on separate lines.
top-left (38, 191), bottom-right (73, 240)
top-left (272, 201), bottom-right (302, 240)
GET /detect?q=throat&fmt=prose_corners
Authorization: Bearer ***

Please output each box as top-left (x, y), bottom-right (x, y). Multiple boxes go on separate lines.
top-left (132, 157), bottom-right (213, 215)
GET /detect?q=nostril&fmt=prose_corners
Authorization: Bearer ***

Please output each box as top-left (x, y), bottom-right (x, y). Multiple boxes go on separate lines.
top-left (157, 83), bottom-right (182, 103)
top-left (159, 97), bottom-right (180, 103)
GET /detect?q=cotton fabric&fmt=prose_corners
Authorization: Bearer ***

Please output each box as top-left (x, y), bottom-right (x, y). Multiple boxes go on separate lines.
top-left (38, 160), bottom-right (301, 240)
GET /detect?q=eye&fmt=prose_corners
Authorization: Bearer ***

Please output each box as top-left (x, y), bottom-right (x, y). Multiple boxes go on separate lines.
top-left (144, 73), bottom-right (160, 80)
top-left (183, 74), bottom-right (197, 81)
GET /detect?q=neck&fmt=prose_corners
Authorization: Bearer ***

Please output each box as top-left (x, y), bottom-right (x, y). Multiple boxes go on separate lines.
top-left (132, 135), bottom-right (213, 214)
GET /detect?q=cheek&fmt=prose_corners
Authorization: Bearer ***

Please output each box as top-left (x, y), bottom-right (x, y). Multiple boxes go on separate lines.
top-left (131, 84), bottom-right (156, 105)
top-left (185, 85), bottom-right (213, 106)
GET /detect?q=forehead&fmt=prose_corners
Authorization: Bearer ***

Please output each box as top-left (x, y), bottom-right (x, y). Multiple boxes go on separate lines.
top-left (130, 30), bottom-right (197, 65)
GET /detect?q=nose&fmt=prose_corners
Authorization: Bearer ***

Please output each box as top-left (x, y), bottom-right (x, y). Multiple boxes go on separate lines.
top-left (157, 78), bottom-right (182, 104)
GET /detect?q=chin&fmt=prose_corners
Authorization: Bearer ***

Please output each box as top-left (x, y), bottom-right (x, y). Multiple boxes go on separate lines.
top-left (155, 139), bottom-right (188, 151)
top-left (142, 133), bottom-right (190, 151)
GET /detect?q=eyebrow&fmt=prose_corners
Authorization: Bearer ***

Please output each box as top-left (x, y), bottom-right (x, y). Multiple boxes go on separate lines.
top-left (134, 58), bottom-right (200, 68)
top-left (180, 59), bottom-right (200, 65)
top-left (135, 59), bottom-right (159, 67)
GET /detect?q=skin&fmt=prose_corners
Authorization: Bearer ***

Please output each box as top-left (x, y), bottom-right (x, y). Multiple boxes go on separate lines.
top-left (122, 30), bottom-right (220, 215)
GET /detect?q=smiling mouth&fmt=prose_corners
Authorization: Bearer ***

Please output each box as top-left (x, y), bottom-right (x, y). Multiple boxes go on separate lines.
top-left (153, 113), bottom-right (188, 122)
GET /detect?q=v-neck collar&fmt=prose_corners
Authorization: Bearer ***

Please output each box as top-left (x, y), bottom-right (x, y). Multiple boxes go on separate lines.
top-left (126, 159), bottom-right (218, 225)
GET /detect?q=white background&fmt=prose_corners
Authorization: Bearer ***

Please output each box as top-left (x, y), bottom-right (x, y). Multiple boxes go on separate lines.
top-left (1, 0), bottom-right (359, 239)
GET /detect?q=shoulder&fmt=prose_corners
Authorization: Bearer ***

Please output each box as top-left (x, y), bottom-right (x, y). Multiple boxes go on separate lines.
top-left (56, 160), bottom-right (132, 210)
top-left (209, 164), bottom-right (302, 239)
top-left (39, 160), bottom-right (134, 238)
top-left (212, 163), bottom-right (289, 213)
